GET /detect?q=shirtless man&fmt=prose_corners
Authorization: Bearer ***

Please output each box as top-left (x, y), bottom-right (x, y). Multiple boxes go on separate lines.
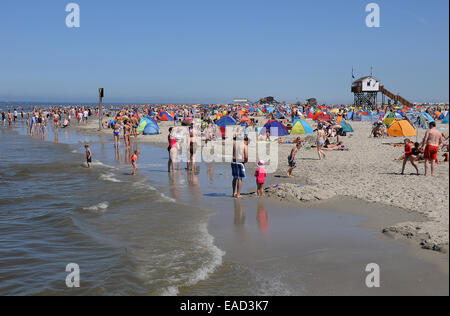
top-left (420, 122), bottom-right (443, 176)
top-left (7, 111), bottom-right (13, 127)
top-left (231, 136), bottom-right (249, 198)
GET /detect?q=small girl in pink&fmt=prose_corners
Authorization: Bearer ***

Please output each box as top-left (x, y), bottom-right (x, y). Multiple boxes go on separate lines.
top-left (254, 160), bottom-right (267, 197)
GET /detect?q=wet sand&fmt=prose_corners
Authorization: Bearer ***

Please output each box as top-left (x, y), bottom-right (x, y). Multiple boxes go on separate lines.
top-left (77, 118), bottom-right (449, 253)
top-left (43, 119), bottom-right (450, 295)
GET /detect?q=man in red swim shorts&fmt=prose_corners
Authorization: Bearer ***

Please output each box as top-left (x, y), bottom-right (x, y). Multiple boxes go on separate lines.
top-left (420, 122), bottom-right (444, 176)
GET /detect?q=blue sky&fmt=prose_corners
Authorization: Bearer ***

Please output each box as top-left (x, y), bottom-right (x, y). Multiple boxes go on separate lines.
top-left (0, 0), bottom-right (448, 104)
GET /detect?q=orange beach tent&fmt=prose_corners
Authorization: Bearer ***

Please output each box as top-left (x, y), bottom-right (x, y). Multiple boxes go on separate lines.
top-left (387, 120), bottom-right (417, 137)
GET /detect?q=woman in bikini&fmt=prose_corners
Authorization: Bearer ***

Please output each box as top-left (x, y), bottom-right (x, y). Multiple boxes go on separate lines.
top-left (316, 123), bottom-right (327, 160)
top-left (113, 122), bottom-right (120, 148)
top-left (123, 121), bottom-right (132, 148)
top-left (168, 127), bottom-right (177, 173)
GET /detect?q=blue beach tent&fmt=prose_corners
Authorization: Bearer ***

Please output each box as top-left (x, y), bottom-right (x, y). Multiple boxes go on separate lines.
top-left (216, 115), bottom-right (237, 127)
top-left (339, 120), bottom-right (354, 133)
top-left (442, 112), bottom-right (449, 124)
top-left (137, 117), bottom-right (160, 135)
top-left (261, 120), bottom-right (289, 137)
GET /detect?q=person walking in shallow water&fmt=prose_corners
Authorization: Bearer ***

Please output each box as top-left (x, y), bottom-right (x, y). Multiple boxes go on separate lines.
top-left (131, 150), bottom-right (139, 176)
top-left (85, 144), bottom-right (93, 168)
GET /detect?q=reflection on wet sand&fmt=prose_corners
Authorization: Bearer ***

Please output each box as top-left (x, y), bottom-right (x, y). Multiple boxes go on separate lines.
top-left (233, 198), bottom-right (245, 228)
top-left (187, 167), bottom-right (201, 200)
top-left (257, 199), bottom-right (269, 233)
top-left (207, 163), bottom-right (214, 184)
top-left (54, 128), bottom-right (59, 143)
top-left (168, 172), bottom-right (180, 201)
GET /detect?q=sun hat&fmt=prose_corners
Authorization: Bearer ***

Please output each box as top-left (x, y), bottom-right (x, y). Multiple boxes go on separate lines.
top-left (257, 160), bottom-right (265, 167)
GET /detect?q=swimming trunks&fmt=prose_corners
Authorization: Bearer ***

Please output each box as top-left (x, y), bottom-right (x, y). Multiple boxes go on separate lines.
top-left (231, 162), bottom-right (246, 180)
top-left (424, 145), bottom-right (439, 161)
top-left (288, 156), bottom-right (296, 168)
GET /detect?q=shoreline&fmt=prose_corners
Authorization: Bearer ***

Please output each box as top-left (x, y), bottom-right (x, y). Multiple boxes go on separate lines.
top-left (74, 118), bottom-right (449, 253)
top-left (4, 120), bottom-right (448, 295)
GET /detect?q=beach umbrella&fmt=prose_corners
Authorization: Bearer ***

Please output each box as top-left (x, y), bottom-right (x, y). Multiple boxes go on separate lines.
top-left (387, 120), bottom-right (417, 137)
top-left (442, 112), bottom-right (449, 124)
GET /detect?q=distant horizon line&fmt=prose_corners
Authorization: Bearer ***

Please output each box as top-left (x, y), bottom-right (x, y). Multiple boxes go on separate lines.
top-left (1, 98), bottom-right (449, 106)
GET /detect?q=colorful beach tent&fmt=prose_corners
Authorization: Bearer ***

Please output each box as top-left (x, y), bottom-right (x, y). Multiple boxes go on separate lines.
top-left (382, 112), bottom-right (401, 127)
top-left (387, 120), bottom-right (417, 137)
top-left (158, 111), bottom-right (174, 121)
top-left (137, 117), bottom-right (160, 135)
top-left (216, 115), bottom-right (237, 127)
top-left (291, 119), bottom-right (313, 135)
top-left (339, 120), bottom-right (354, 133)
top-left (261, 120), bottom-right (289, 136)
top-left (414, 112), bottom-right (435, 129)
top-left (442, 112), bottom-right (449, 124)
top-left (313, 111), bottom-right (332, 122)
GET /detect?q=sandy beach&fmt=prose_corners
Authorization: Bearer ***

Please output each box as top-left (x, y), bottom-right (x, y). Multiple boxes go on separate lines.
top-left (76, 118), bottom-right (449, 253)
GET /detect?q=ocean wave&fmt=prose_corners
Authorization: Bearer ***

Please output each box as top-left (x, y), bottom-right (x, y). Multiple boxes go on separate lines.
top-left (159, 193), bottom-right (176, 203)
top-left (99, 173), bottom-right (122, 183)
top-left (185, 222), bottom-right (226, 287)
top-left (159, 222), bottom-right (225, 296)
top-left (82, 202), bottom-right (110, 212)
top-left (132, 182), bottom-right (157, 191)
top-left (92, 161), bottom-right (116, 169)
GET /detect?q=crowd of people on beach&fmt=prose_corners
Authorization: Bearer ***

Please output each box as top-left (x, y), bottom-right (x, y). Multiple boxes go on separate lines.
top-left (2, 102), bottom-right (449, 198)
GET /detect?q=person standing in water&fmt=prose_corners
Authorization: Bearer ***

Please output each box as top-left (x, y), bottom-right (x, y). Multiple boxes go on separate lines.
top-left (231, 136), bottom-right (249, 198)
top-left (85, 144), bottom-right (93, 169)
top-left (7, 111), bottom-right (13, 127)
top-left (131, 150), bottom-right (139, 176)
top-left (168, 127), bottom-right (177, 173)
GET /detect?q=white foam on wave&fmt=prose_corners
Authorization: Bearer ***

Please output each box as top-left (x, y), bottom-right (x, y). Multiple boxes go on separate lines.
top-left (82, 201), bottom-right (109, 212)
top-left (160, 286), bottom-right (180, 297)
top-left (159, 222), bottom-right (226, 296)
top-left (186, 222), bottom-right (226, 286)
top-left (159, 193), bottom-right (176, 203)
top-left (99, 173), bottom-right (122, 183)
top-left (132, 181), bottom-right (157, 191)
top-left (92, 161), bottom-right (116, 169)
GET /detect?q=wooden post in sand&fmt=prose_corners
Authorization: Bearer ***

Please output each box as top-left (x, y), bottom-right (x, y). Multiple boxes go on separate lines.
top-left (98, 88), bottom-right (104, 130)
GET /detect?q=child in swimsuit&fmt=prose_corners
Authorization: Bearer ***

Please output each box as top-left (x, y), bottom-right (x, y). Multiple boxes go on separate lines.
top-left (254, 160), bottom-right (267, 197)
top-left (131, 150), bottom-right (139, 176)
